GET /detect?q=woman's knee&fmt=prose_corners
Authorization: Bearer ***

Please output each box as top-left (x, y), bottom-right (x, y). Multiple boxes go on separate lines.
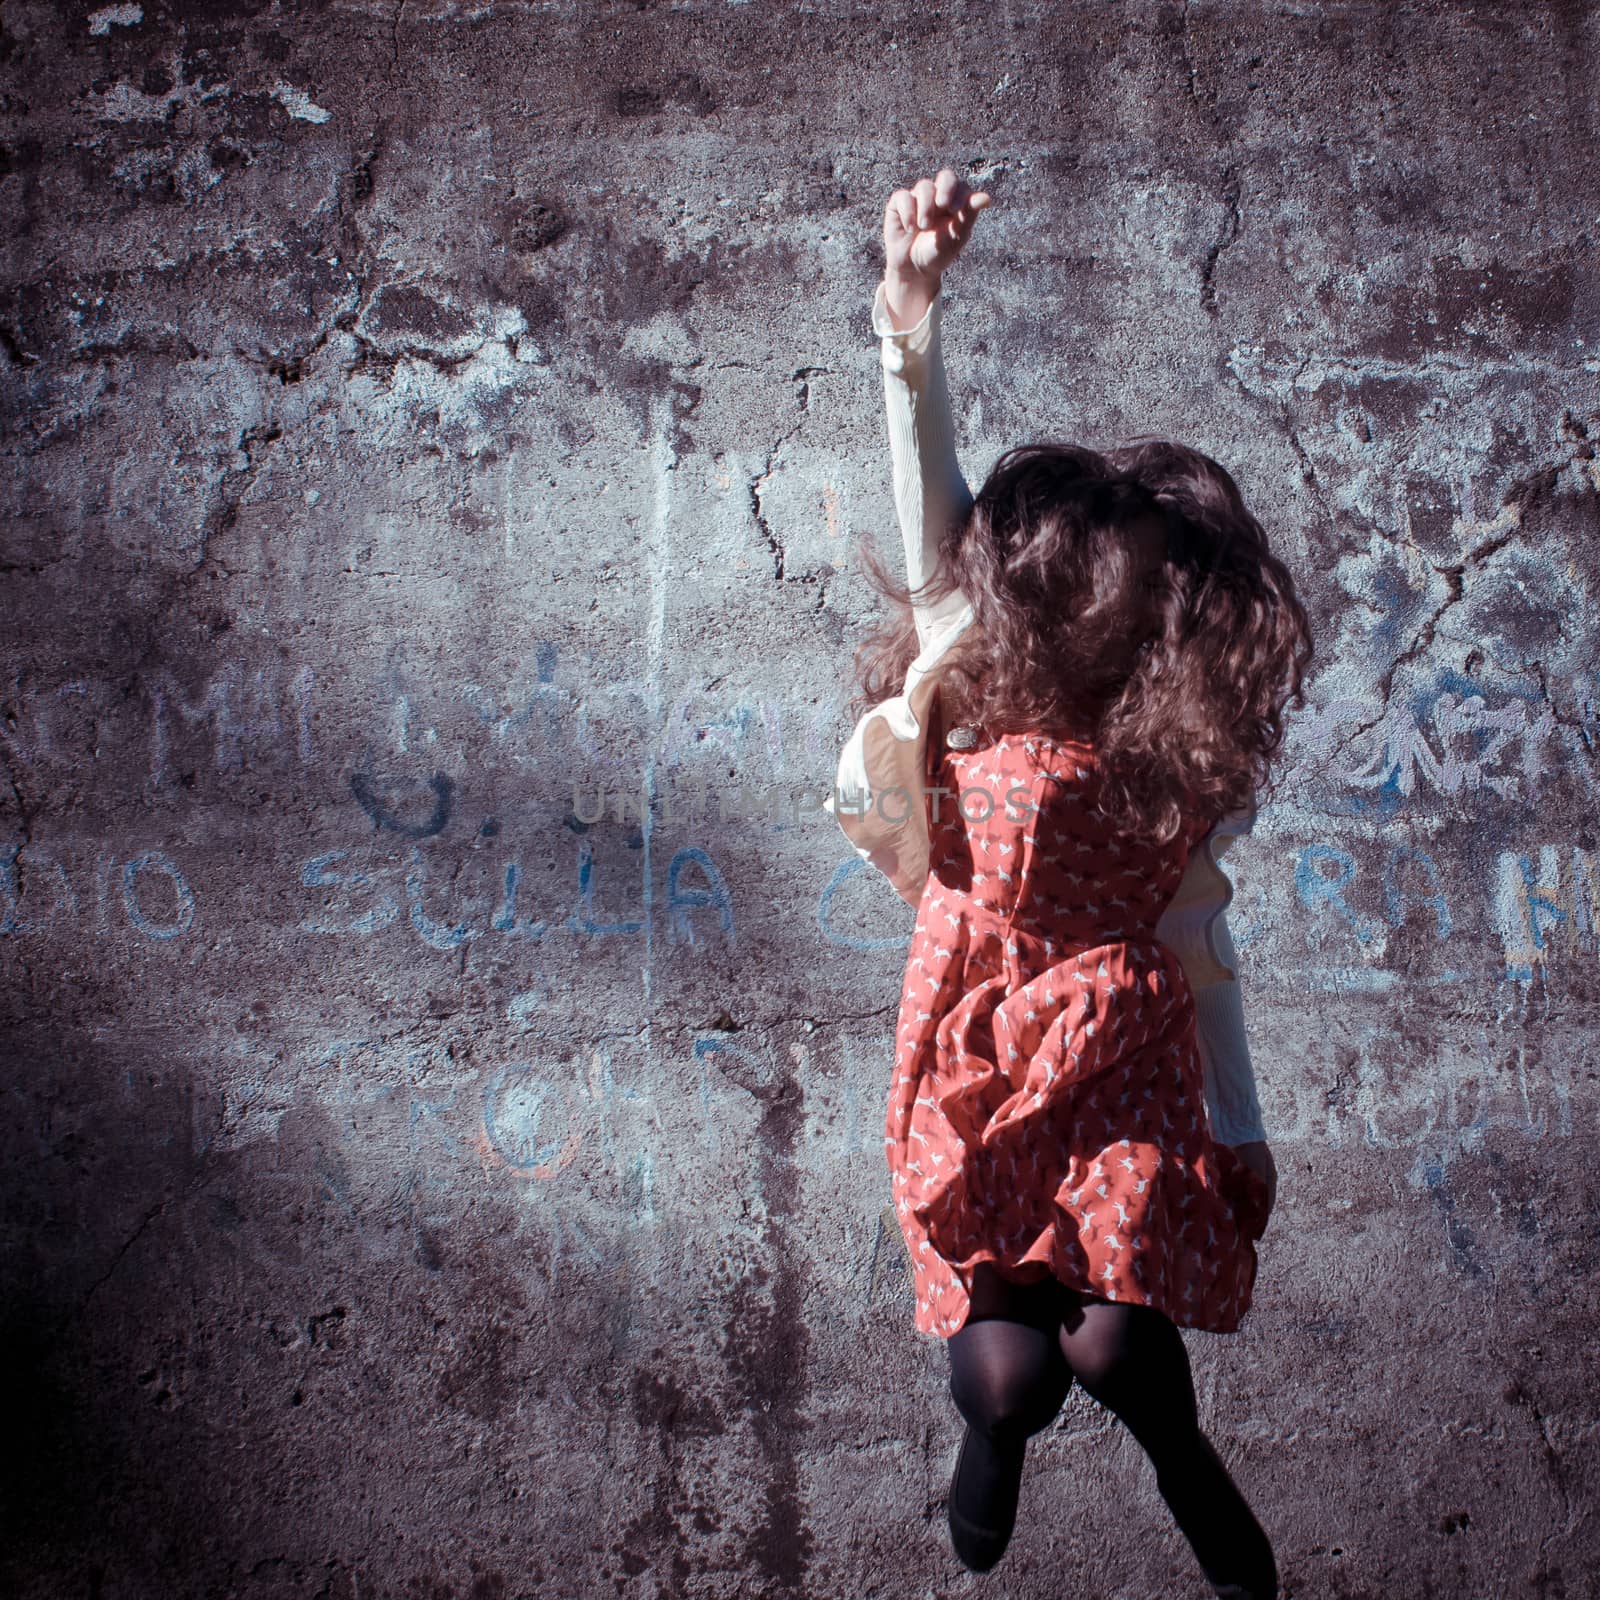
top-left (1058, 1299), bottom-right (1188, 1402)
top-left (949, 1361), bottom-right (1071, 1441)
top-left (948, 1321), bottom-right (1074, 1440)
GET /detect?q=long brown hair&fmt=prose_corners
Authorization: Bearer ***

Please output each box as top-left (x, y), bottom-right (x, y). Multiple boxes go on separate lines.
top-left (847, 437), bottom-right (1315, 844)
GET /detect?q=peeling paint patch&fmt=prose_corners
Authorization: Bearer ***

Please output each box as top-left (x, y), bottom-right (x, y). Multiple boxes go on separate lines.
top-left (88, 4), bottom-right (142, 34)
top-left (271, 81), bottom-right (332, 124)
top-left (88, 78), bottom-right (197, 122)
top-left (1451, 500), bottom-right (1522, 544)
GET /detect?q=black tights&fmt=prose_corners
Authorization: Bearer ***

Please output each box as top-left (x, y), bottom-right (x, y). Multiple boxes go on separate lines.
top-left (946, 1264), bottom-right (1278, 1598)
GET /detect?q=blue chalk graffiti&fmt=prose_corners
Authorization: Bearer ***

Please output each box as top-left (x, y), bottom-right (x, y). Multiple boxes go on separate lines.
top-left (350, 767), bottom-right (454, 838)
top-left (120, 850), bottom-right (196, 940)
top-left (482, 1065), bottom-right (568, 1171)
top-left (1382, 845), bottom-right (1453, 938)
top-left (1294, 844), bottom-right (1381, 946)
top-left (492, 862), bottom-right (548, 938)
top-left (1, 843), bottom-right (79, 936)
top-left (1495, 847), bottom-right (1570, 982)
top-left (693, 1032), bottom-right (785, 1101)
top-left (299, 849), bottom-right (401, 935)
top-left (406, 845), bottom-right (481, 950)
top-left (295, 836), bottom-right (738, 948)
top-left (567, 835), bottom-right (644, 936)
top-left (817, 858), bottom-right (913, 952)
top-left (665, 847), bottom-right (735, 947)
top-left (461, 652), bottom-right (570, 746)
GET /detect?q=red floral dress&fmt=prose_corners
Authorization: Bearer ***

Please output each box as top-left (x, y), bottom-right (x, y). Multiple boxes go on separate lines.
top-left (886, 729), bottom-right (1272, 1338)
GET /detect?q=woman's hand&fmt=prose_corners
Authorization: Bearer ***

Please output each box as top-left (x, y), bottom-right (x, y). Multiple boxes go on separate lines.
top-left (1231, 1139), bottom-right (1278, 1221)
top-left (881, 168), bottom-right (994, 332)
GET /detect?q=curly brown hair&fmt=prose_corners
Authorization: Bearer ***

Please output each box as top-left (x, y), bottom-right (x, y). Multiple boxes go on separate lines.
top-left (848, 437), bottom-right (1315, 845)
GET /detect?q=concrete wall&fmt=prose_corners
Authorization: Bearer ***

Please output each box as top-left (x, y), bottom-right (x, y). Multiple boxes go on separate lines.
top-left (2, 1), bottom-right (1598, 1595)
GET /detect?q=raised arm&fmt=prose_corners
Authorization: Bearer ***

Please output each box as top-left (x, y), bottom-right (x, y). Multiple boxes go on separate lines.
top-left (872, 281), bottom-right (975, 648)
top-left (821, 174), bottom-right (995, 907)
top-left (876, 172), bottom-right (993, 648)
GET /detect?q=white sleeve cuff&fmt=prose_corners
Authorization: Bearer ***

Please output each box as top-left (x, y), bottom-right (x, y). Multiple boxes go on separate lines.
top-left (870, 279), bottom-right (939, 360)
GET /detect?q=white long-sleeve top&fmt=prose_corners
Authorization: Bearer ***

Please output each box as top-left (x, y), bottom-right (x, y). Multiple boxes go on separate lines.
top-left (824, 280), bottom-right (1268, 1147)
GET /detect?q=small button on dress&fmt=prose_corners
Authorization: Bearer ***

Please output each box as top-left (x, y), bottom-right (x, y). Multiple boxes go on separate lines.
top-left (886, 730), bottom-right (1272, 1339)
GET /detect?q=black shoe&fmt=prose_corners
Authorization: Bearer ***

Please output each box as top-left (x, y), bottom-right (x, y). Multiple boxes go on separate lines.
top-left (947, 1425), bottom-right (1024, 1573)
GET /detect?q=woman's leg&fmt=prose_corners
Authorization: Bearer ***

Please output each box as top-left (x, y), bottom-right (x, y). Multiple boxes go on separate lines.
top-left (1056, 1291), bottom-right (1278, 1600)
top-left (944, 1264), bottom-right (1075, 1563)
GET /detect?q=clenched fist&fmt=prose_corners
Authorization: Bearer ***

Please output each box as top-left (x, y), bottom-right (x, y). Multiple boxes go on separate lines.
top-left (882, 167), bottom-right (994, 332)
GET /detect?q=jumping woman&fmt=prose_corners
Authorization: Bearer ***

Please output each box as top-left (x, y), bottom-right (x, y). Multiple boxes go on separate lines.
top-left (826, 169), bottom-right (1314, 1597)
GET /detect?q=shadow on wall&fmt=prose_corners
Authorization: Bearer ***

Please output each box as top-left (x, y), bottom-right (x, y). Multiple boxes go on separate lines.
top-left (0, 1026), bottom-right (564, 1597)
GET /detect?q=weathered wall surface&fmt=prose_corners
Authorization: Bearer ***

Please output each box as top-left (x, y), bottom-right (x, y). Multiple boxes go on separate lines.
top-left (2, 1), bottom-right (1598, 1595)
